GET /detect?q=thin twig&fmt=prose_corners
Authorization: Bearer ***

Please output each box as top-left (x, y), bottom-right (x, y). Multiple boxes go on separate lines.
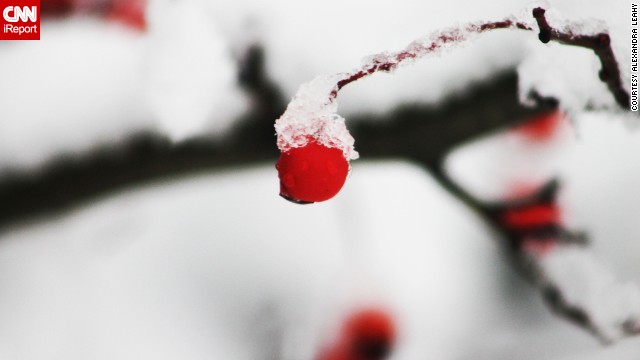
top-left (532, 7), bottom-right (630, 109)
top-left (332, 20), bottom-right (531, 96)
top-left (426, 159), bottom-right (640, 343)
top-left (331, 8), bottom-right (630, 111)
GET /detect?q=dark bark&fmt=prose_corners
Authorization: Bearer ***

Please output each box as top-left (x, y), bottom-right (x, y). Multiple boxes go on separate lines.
top-left (0, 56), bottom-right (551, 231)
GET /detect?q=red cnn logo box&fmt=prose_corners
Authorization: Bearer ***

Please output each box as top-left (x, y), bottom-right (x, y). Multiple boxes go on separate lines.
top-left (1, 0), bottom-right (40, 40)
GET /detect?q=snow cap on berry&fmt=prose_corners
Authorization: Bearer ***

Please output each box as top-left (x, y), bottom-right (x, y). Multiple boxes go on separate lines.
top-left (275, 75), bottom-right (359, 161)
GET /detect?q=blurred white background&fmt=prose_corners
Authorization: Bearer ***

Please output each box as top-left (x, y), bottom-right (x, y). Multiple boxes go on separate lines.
top-left (0, 0), bottom-right (638, 359)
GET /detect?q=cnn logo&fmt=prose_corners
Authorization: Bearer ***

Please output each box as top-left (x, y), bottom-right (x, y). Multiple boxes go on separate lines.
top-left (1, 1), bottom-right (40, 40)
top-left (3, 6), bottom-right (37, 23)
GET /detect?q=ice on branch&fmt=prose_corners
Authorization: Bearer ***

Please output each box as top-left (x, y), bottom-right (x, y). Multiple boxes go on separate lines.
top-left (275, 75), bottom-right (359, 160)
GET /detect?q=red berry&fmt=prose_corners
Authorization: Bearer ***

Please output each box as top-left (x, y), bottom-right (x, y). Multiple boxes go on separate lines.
top-left (315, 308), bottom-right (396, 360)
top-left (513, 110), bottom-right (563, 141)
top-left (106, 0), bottom-right (147, 32)
top-left (40, 0), bottom-right (74, 17)
top-left (40, 0), bottom-right (147, 32)
top-left (276, 140), bottom-right (349, 203)
top-left (501, 204), bottom-right (560, 229)
top-left (343, 309), bottom-right (396, 360)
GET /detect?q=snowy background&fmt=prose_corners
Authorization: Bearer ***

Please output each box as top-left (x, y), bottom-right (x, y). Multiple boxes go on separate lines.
top-left (0, 0), bottom-right (639, 359)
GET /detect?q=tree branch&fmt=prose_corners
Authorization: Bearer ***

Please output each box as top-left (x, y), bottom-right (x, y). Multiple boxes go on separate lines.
top-left (532, 7), bottom-right (630, 109)
top-left (427, 161), bottom-right (639, 343)
top-left (1, 8), bottom-right (636, 344)
top-left (335, 19), bottom-right (531, 94)
top-left (331, 8), bottom-right (631, 111)
top-left (0, 68), bottom-right (551, 231)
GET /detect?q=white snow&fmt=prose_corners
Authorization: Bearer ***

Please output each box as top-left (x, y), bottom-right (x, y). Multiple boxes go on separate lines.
top-left (0, 163), bottom-right (492, 360)
top-left (540, 245), bottom-right (640, 341)
top-left (274, 13), bottom-right (529, 160)
top-left (145, 0), bottom-right (248, 141)
top-left (0, 157), bottom-right (638, 359)
top-left (518, 0), bottom-right (632, 112)
top-left (0, 19), bottom-right (149, 171)
top-left (1, 0), bottom-right (639, 358)
top-left (447, 109), bottom-right (640, 347)
top-left (446, 111), bottom-right (574, 201)
top-left (223, 0), bottom-right (532, 115)
top-left (274, 75), bottom-right (358, 160)
top-left (0, 0), bottom-right (249, 172)
top-left (1, 0), bottom-right (628, 172)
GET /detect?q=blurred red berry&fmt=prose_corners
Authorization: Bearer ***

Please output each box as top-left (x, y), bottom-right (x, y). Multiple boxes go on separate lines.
top-left (501, 204), bottom-right (560, 229)
top-left (513, 110), bottom-right (564, 141)
top-left (276, 140), bottom-right (349, 203)
top-left (106, 0), bottom-right (146, 31)
top-left (316, 308), bottom-right (396, 360)
top-left (41, 0), bottom-right (147, 32)
top-left (40, 0), bottom-right (75, 17)
top-left (344, 309), bottom-right (396, 360)
top-left (501, 183), bottom-right (562, 255)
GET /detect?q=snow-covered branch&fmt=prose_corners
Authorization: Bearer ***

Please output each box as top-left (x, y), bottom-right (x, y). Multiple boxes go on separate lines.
top-left (275, 7), bottom-right (631, 162)
top-left (531, 8), bottom-right (629, 109)
top-left (428, 166), bottom-right (640, 344)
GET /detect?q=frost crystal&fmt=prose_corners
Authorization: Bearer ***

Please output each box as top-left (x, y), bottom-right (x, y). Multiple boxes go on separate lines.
top-left (275, 75), bottom-right (359, 160)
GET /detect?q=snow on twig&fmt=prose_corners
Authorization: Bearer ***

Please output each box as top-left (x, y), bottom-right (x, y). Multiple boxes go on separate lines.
top-left (276, 7), bottom-right (631, 163)
top-left (531, 8), bottom-right (630, 109)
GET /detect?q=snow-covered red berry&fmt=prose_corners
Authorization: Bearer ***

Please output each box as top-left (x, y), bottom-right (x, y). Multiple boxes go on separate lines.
top-left (276, 140), bottom-right (349, 203)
